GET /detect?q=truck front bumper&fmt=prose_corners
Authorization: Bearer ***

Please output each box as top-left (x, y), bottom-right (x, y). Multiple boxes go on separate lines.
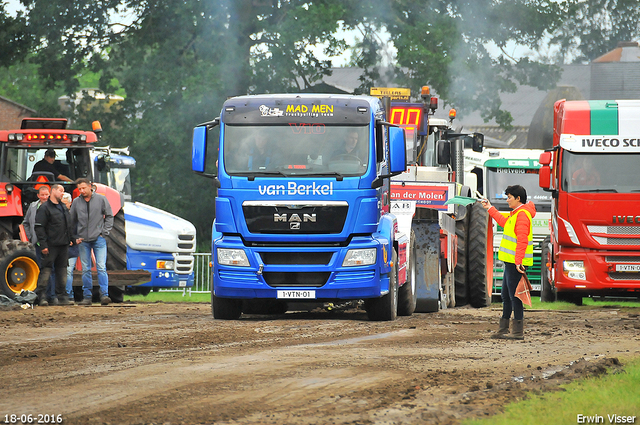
top-left (213, 235), bottom-right (391, 300)
top-left (554, 247), bottom-right (640, 295)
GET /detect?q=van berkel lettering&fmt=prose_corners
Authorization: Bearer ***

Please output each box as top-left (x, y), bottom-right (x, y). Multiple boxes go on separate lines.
top-left (582, 138), bottom-right (640, 147)
top-left (258, 181), bottom-right (334, 196)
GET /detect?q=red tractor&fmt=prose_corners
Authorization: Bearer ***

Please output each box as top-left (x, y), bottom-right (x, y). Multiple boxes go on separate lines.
top-left (0, 118), bottom-right (129, 301)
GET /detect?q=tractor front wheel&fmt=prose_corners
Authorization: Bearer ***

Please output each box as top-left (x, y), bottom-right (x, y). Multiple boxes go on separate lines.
top-left (0, 241), bottom-right (39, 299)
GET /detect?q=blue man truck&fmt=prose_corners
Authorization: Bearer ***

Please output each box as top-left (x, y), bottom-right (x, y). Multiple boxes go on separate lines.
top-left (192, 94), bottom-right (411, 320)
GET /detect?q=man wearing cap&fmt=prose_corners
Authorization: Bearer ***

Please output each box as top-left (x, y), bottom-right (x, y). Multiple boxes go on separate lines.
top-left (32, 149), bottom-right (72, 182)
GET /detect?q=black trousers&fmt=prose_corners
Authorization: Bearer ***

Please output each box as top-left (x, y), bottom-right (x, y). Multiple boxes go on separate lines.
top-left (36, 245), bottom-right (68, 300)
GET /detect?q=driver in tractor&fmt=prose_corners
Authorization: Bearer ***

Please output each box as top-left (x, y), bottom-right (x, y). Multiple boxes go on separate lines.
top-left (32, 149), bottom-right (72, 182)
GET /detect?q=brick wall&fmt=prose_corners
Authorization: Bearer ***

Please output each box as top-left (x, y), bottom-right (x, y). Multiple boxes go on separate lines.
top-left (0, 97), bottom-right (35, 130)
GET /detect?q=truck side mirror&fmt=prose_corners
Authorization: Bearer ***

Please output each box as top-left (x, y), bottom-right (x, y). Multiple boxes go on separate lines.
top-left (472, 133), bottom-right (484, 152)
top-left (388, 126), bottom-right (407, 174)
top-left (192, 126), bottom-right (208, 173)
top-left (539, 165), bottom-right (551, 190)
top-left (436, 140), bottom-right (450, 165)
top-left (539, 151), bottom-right (552, 165)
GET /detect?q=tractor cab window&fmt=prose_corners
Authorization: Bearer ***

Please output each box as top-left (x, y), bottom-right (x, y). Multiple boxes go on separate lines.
top-left (3, 147), bottom-right (92, 182)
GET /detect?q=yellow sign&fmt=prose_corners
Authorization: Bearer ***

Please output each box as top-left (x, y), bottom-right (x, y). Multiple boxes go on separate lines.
top-left (370, 87), bottom-right (411, 101)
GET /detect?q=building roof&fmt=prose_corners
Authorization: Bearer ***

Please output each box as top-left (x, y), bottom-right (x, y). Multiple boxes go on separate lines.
top-left (593, 41), bottom-right (640, 63)
top-left (0, 95), bottom-right (36, 114)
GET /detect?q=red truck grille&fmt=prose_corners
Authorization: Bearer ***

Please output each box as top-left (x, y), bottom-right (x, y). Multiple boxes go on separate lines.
top-left (588, 225), bottom-right (640, 246)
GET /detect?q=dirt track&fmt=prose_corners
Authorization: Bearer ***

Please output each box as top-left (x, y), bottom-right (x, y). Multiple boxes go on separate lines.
top-left (1, 302), bottom-right (639, 425)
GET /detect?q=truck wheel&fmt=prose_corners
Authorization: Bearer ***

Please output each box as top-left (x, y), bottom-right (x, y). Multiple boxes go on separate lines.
top-left (398, 232), bottom-right (417, 316)
top-left (540, 237), bottom-right (556, 302)
top-left (365, 249), bottom-right (398, 321)
top-left (558, 293), bottom-right (583, 306)
top-left (0, 242), bottom-right (39, 299)
top-left (211, 288), bottom-right (242, 320)
top-left (105, 209), bottom-right (127, 271)
top-left (454, 208), bottom-right (469, 306)
top-left (468, 202), bottom-right (491, 308)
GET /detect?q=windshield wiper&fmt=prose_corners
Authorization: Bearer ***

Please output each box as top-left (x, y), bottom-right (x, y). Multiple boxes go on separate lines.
top-left (232, 171), bottom-right (287, 180)
top-left (571, 188), bottom-right (618, 193)
top-left (312, 171), bottom-right (344, 181)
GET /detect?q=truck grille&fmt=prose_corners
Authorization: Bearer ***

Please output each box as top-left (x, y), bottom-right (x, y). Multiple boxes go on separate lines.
top-left (177, 234), bottom-right (196, 251)
top-left (259, 252), bottom-right (333, 265)
top-left (587, 225), bottom-right (640, 246)
top-left (263, 271), bottom-right (330, 287)
top-left (605, 256), bottom-right (640, 263)
top-left (174, 254), bottom-right (194, 274)
top-left (243, 201), bottom-right (348, 234)
top-left (608, 272), bottom-right (640, 281)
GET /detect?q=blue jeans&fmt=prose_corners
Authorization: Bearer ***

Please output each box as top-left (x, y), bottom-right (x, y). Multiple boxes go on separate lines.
top-left (66, 256), bottom-right (78, 298)
top-left (501, 262), bottom-right (524, 320)
top-left (79, 236), bottom-right (109, 299)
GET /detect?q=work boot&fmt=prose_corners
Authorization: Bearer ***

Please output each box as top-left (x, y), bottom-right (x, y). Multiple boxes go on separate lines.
top-left (100, 296), bottom-right (111, 306)
top-left (504, 319), bottom-right (525, 340)
top-left (78, 298), bottom-right (92, 306)
top-left (58, 296), bottom-right (73, 306)
top-left (38, 298), bottom-right (49, 307)
top-left (50, 298), bottom-right (60, 306)
top-left (490, 318), bottom-right (510, 339)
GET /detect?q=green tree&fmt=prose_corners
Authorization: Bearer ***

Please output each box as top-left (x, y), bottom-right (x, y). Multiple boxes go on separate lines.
top-left (376, 0), bottom-right (563, 127)
top-left (548, 0), bottom-right (640, 64)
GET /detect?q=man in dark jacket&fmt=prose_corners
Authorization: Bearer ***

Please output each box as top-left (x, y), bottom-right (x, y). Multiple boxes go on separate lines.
top-left (70, 178), bottom-right (114, 306)
top-left (34, 184), bottom-right (74, 306)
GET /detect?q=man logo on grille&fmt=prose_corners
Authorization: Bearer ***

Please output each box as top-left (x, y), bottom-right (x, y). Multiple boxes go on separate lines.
top-left (274, 213), bottom-right (316, 230)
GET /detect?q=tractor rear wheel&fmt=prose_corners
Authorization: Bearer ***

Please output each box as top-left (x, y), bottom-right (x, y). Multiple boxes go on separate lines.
top-left (0, 241), bottom-right (39, 299)
top-left (105, 209), bottom-right (127, 271)
top-left (454, 207), bottom-right (469, 306)
top-left (467, 202), bottom-right (491, 308)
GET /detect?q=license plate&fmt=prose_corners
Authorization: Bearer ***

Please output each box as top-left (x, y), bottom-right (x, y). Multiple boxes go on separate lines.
top-left (615, 264), bottom-right (640, 272)
top-left (277, 290), bottom-right (316, 299)
top-left (178, 280), bottom-right (187, 287)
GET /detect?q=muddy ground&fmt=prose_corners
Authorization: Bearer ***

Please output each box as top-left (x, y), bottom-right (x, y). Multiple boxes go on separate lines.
top-left (1, 301), bottom-right (639, 425)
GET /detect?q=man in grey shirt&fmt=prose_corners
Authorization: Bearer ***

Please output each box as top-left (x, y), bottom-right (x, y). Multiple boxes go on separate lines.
top-left (70, 178), bottom-right (114, 305)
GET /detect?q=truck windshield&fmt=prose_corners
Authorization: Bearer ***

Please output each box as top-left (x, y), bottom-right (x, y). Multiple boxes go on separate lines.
top-left (485, 167), bottom-right (553, 212)
top-left (223, 125), bottom-right (370, 177)
top-left (562, 151), bottom-right (640, 194)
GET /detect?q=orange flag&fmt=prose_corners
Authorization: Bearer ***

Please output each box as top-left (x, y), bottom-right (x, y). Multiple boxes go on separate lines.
top-left (515, 272), bottom-right (533, 307)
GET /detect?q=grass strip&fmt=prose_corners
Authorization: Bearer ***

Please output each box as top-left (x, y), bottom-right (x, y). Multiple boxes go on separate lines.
top-left (464, 357), bottom-right (640, 425)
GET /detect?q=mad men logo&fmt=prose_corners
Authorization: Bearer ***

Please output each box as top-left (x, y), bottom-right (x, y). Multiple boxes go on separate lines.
top-left (258, 181), bottom-right (334, 196)
top-left (284, 104), bottom-right (334, 117)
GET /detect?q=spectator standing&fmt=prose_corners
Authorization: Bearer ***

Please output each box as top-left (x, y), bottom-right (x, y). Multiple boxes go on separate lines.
top-left (62, 192), bottom-right (79, 300)
top-left (23, 186), bottom-right (57, 302)
top-left (23, 186), bottom-right (50, 245)
top-left (34, 184), bottom-right (74, 306)
top-left (70, 178), bottom-right (114, 306)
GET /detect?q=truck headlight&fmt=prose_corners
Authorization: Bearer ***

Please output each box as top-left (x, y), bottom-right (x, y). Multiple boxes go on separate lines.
top-left (563, 260), bottom-right (586, 280)
top-left (156, 260), bottom-right (175, 270)
top-left (342, 248), bottom-right (376, 267)
top-left (217, 248), bottom-right (250, 267)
